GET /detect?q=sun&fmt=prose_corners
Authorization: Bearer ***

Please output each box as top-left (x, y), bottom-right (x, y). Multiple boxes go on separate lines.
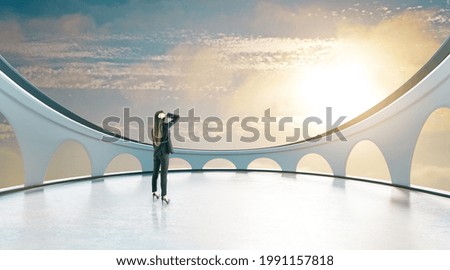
top-left (295, 45), bottom-right (384, 123)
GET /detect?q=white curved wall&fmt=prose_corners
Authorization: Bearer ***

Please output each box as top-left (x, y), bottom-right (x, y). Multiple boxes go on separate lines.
top-left (1, 40), bottom-right (449, 189)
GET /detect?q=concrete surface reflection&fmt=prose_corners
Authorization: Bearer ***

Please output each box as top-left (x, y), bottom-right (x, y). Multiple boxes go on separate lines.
top-left (0, 172), bottom-right (449, 249)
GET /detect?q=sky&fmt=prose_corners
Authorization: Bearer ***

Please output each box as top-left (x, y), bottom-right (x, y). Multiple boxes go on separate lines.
top-left (0, 0), bottom-right (449, 188)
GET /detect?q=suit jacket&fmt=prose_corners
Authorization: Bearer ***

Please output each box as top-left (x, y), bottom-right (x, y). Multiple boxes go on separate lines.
top-left (152, 113), bottom-right (180, 156)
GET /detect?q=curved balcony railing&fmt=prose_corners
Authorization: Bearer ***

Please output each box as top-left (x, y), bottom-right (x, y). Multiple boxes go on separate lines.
top-left (0, 37), bottom-right (449, 195)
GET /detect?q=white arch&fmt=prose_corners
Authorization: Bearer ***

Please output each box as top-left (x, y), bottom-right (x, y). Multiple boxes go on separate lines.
top-left (203, 158), bottom-right (237, 169)
top-left (411, 107), bottom-right (450, 191)
top-left (104, 153), bottom-right (143, 175)
top-left (297, 153), bottom-right (333, 175)
top-left (0, 111), bottom-right (25, 188)
top-left (1, 38), bottom-right (449, 190)
top-left (169, 157), bottom-right (192, 170)
top-left (346, 140), bottom-right (391, 181)
top-left (248, 158), bottom-right (282, 171)
top-left (45, 139), bottom-right (92, 181)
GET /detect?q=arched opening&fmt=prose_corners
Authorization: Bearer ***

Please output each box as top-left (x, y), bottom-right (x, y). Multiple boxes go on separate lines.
top-left (104, 153), bottom-right (142, 175)
top-left (411, 107), bottom-right (450, 192)
top-left (247, 158), bottom-right (281, 171)
top-left (296, 153), bottom-right (333, 175)
top-left (45, 140), bottom-right (92, 181)
top-left (203, 158), bottom-right (236, 169)
top-left (346, 140), bottom-right (391, 182)
top-left (169, 158), bottom-right (192, 170)
top-left (0, 112), bottom-right (24, 188)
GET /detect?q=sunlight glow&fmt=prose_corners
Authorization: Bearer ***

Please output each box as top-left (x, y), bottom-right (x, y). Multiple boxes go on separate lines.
top-left (295, 42), bottom-right (383, 121)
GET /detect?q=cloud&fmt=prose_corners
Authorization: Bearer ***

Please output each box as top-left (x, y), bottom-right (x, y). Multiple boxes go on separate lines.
top-left (45, 140), bottom-right (92, 181)
top-left (25, 14), bottom-right (97, 37)
top-left (337, 9), bottom-right (441, 63)
top-left (411, 107), bottom-right (450, 192)
top-left (158, 9), bottom-right (442, 120)
top-left (419, 107), bottom-right (450, 134)
top-left (0, 20), bottom-right (23, 44)
top-left (9, 29), bottom-right (336, 121)
top-left (412, 165), bottom-right (450, 192)
top-left (0, 3), bottom-right (448, 150)
top-left (247, 1), bottom-right (450, 39)
top-left (0, 14), bottom-right (98, 52)
top-left (17, 61), bottom-right (171, 90)
top-left (0, 14), bottom-right (104, 61)
top-left (250, 1), bottom-right (339, 38)
top-left (155, 37), bottom-right (336, 118)
top-left (334, 10), bottom-right (441, 100)
top-left (347, 140), bottom-right (392, 181)
top-left (0, 144), bottom-right (24, 188)
top-left (11, 10), bottom-right (439, 147)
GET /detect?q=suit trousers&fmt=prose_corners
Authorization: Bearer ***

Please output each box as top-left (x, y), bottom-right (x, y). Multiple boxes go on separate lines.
top-left (152, 152), bottom-right (170, 196)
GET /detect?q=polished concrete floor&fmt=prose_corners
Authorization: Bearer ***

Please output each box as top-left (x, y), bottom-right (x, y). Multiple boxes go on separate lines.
top-left (0, 171), bottom-right (449, 249)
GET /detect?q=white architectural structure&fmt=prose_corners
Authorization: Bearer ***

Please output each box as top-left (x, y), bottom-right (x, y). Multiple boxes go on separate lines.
top-left (0, 38), bottom-right (449, 189)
